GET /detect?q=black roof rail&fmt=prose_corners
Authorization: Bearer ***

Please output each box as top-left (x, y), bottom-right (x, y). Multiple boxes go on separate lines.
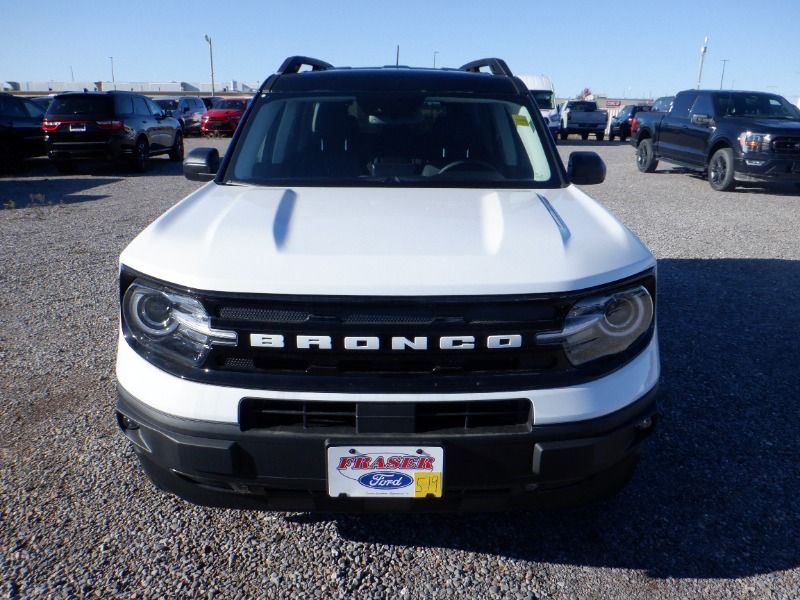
top-left (276, 56), bottom-right (334, 75)
top-left (459, 58), bottom-right (513, 77)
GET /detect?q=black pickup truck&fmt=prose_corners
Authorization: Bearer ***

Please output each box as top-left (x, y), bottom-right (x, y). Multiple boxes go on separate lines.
top-left (631, 89), bottom-right (800, 191)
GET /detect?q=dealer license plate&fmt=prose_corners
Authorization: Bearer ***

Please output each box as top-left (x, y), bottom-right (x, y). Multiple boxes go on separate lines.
top-left (327, 446), bottom-right (444, 499)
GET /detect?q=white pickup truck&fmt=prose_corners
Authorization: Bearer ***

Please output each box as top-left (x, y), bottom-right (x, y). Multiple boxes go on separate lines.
top-left (557, 100), bottom-right (608, 141)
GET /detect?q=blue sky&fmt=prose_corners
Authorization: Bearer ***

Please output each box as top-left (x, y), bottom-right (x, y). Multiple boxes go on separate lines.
top-left (3, 0), bottom-right (799, 102)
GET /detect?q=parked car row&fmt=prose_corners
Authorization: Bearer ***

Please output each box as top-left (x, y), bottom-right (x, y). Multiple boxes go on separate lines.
top-left (0, 90), bottom-right (253, 174)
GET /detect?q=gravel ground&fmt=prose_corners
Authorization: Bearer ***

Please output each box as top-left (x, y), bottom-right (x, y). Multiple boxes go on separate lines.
top-left (1, 138), bottom-right (799, 599)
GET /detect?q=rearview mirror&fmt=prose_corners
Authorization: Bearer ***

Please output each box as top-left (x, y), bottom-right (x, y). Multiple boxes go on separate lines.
top-left (567, 151), bottom-right (606, 185)
top-left (183, 147), bottom-right (220, 181)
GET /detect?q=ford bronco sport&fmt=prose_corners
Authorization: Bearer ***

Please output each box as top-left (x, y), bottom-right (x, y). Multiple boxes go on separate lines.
top-left (116, 56), bottom-right (659, 511)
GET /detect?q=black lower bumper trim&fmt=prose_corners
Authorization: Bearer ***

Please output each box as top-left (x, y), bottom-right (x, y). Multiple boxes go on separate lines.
top-left (116, 385), bottom-right (658, 512)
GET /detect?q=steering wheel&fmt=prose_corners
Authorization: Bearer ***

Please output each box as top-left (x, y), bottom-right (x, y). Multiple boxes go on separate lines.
top-left (437, 159), bottom-right (499, 174)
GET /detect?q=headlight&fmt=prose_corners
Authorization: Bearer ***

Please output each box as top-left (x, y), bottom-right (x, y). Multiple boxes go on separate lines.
top-left (536, 285), bottom-right (654, 366)
top-left (738, 132), bottom-right (771, 153)
top-left (122, 282), bottom-right (237, 367)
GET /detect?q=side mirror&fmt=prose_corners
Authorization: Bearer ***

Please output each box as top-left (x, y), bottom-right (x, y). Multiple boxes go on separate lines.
top-left (183, 147), bottom-right (219, 181)
top-left (567, 151), bottom-right (606, 185)
top-left (691, 113), bottom-right (712, 126)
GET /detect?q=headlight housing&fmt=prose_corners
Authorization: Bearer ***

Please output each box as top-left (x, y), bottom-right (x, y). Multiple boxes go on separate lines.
top-left (536, 285), bottom-right (654, 366)
top-left (122, 282), bottom-right (237, 367)
top-left (738, 132), bottom-right (771, 153)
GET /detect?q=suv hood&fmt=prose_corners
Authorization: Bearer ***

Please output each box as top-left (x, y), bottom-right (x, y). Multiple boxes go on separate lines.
top-left (121, 185), bottom-right (655, 295)
top-left (204, 109), bottom-right (243, 118)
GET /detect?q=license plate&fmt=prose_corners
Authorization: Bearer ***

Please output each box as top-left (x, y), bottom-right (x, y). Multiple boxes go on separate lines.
top-left (69, 123), bottom-right (86, 132)
top-left (327, 446), bottom-right (444, 499)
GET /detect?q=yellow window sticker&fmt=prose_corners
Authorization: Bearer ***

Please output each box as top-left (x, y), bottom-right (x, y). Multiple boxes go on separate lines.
top-left (513, 114), bottom-right (529, 127)
top-left (414, 472), bottom-right (443, 498)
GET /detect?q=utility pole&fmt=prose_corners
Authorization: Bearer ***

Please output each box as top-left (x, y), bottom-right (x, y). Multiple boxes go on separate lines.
top-left (696, 36), bottom-right (709, 89)
top-left (110, 57), bottom-right (115, 89)
top-left (433, 51), bottom-right (439, 68)
top-left (720, 59), bottom-right (729, 89)
top-left (396, 45), bottom-right (400, 66)
top-left (69, 65), bottom-right (74, 82)
top-left (204, 35), bottom-right (216, 95)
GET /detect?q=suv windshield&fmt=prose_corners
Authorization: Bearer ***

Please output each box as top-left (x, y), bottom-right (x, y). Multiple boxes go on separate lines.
top-left (215, 99), bottom-right (247, 110)
top-left (156, 99), bottom-right (179, 110)
top-left (225, 93), bottom-right (555, 188)
top-left (714, 92), bottom-right (799, 120)
top-left (48, 95), bottom-right (113, 115)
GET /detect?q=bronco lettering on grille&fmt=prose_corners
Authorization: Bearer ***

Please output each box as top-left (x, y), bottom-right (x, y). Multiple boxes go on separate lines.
top-left (249, 334), bottom-right (522, 350)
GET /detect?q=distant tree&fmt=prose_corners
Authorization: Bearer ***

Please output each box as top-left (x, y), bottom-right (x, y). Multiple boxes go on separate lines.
top-left (578, 87), bottom-right (593, 100)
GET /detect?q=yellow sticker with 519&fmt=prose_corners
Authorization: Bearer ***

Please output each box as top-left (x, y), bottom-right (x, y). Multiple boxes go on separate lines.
top-left (414, 472), bottom-right (443, 498)
top-left (513, 114), bottom-right (529, 127)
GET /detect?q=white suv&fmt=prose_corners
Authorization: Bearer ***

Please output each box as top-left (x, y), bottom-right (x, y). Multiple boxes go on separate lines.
top-left (116, 57), bottom-right (659, 511)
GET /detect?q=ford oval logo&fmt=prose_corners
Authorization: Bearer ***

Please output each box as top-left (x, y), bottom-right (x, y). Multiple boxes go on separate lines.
top-left (357, 471), bottom-right (413, 490)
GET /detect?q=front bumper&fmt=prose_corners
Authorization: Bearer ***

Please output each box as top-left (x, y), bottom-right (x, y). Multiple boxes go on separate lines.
top-left (200, 120), bottom-right (238, 134)
top-left (116, 383), bottom-right (658, 512)
top-left (734, 155), bottom-right (800, 182)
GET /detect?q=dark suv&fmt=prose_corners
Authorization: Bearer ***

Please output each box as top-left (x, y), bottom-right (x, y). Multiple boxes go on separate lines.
top-left (152, 96), bottom-right (206, 135)
top-left (0, 93), bottom-right (47, 172)
top-left (608, 104), bottom-right (651, 142)
top-left (43, 91), bottom-right (183, 173)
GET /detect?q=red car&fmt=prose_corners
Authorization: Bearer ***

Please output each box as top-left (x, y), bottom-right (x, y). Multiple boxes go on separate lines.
top-left (200, 98), bottom-right (249, 136)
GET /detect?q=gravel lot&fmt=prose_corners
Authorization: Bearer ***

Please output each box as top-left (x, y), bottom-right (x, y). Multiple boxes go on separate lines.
top-left (1, 138), bottom-right (799, 599)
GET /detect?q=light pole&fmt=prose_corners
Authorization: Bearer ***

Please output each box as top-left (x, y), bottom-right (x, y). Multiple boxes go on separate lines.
top-left (719, 59), bottom-right (729, 89)
top-left (204, 34), bottom-right (216, 95)
top-left (110, 56), bottom-right (115, 90)
top-left (696, 36), bottom-right (709, 89)
top-left (433, 51), bottom-right (439, 68)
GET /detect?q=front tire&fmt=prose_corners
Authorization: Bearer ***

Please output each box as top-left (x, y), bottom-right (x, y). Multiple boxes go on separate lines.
top-left (708, 147), bottom-right (736, 191)
top-left (560, 130), bottom-right (568, 140)
top-left (608, 130), bottom-right (615, 142)
top-left (581, 133), bottom-right (589, 140)
top-left (131, 138), bottom-right (149, 173)
top-left (168, 132), bottom-right (184, 162)
top-left (636, 139), bottom-right (658, 173)
top-left (596, 132), bottom-right (605, 141)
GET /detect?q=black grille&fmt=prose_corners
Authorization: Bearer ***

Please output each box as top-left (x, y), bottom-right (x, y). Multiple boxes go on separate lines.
top-left (239, 398), bottom-right (532, 434)
top-left (120, 266), bottom-right (656, 393)
top-left (772, 137), bottom-right (800, 154)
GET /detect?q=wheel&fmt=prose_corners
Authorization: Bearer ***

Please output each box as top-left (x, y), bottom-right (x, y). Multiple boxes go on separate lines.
top-left (596, 132), bottom-right (604, 141)
top-left (560, 130), bottom-right (568, 140)
top-left (620, 133), bottom-right (628, 142)
top-left (608, 131), bottom-right (615, 142)
top-left (131, 138), bottom-right (149, 173)
top-left (581, 133), bottom-right (589, 140)
top-left (708, 147), bottom-right (736, 191)
top-left (636, 139), bottom-right (658, 173)
top-left (168, 132), bottom-right (184, 162)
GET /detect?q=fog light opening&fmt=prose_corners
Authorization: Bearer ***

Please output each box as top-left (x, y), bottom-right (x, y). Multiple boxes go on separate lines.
top-left (118, 413), bottom-right (140, 431)
top-left (635, 416), bottom-right (653, 431)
